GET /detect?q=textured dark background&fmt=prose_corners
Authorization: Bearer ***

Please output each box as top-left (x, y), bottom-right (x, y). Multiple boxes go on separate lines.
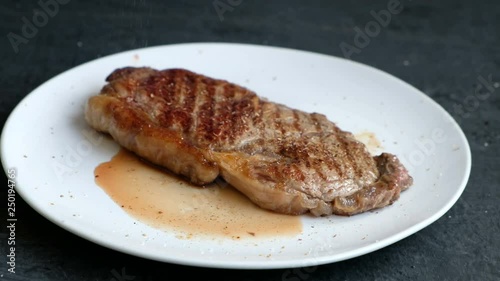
top-left (1, 0), bottom-right (499, 280)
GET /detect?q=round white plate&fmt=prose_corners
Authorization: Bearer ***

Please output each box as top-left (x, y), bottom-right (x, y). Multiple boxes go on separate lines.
top-left (1, 43), bottom-right (471, 269)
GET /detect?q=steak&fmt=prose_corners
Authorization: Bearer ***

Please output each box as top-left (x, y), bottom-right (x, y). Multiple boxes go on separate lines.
top-left (85, 67), bottom-right (413, 216)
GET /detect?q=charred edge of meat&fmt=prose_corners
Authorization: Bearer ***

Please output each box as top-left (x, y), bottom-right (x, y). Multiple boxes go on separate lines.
top-left (330, 153), bottom-right (413, 216)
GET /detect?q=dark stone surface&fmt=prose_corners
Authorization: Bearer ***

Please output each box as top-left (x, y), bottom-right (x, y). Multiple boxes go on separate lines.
top-left (0, 0), bottom-right (499, 280)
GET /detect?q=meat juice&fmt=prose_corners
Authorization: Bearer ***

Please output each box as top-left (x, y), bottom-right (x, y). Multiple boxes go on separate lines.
top-left (94, 149), bottom-right (302, 239)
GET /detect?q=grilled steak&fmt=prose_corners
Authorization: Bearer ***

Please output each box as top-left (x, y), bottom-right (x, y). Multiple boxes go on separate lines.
top-left (85, 67), bottom-right (413, 216)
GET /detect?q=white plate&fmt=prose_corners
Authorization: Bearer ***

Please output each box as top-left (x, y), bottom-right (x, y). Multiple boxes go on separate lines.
top-left (1, 43), bottom-right (471, 269)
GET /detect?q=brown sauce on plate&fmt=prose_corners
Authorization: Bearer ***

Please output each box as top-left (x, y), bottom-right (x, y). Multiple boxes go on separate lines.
top-left (94, 149), bottom-right (302, 239)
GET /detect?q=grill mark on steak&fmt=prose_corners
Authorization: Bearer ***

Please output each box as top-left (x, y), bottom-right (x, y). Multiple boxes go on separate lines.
top-left (145, 70), bottom-right (176, 126)
top-left (252, 99), bottom-right (264, 132)
top-left (301, 116), bottom-right (331, 182)
top-left (309, 114), bottom-right (343, 180)
top-left (212, 83), bottom-right (233, 144)
top-left (166, 71), bottom-right (192, 133)
top-left (230, 89), bottom-right (251, 146)
top-left (159, 70), bottom-right (177, 129)
top-left (197, 78), bottom-right (217, 143)
top-left (228, 86), bottom-right (240, 145)
top-left (334, 132), bottom-right (359, 180)
top-left (253, 99), bottom-right (267, 152)
top-left (312, 153), bottom-right (329, 181)
top-left (179, 71), bottom-right (197, 135)
top-left (187, 76), bottom-right (203, 140)
top-left (274, 103), bottom-right (286, 138)
top-left (85, 67), bottom-right (413, 216)
top-left (310, 113), bottom-right (323, 133)
top-left (292, 111), bottom-right (301, 133)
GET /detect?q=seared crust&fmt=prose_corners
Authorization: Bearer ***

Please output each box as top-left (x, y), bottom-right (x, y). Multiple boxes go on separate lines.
top-left (85, 67), bottom-right (413, 216)
top-left (85, 87), bottom-right (219, 185)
